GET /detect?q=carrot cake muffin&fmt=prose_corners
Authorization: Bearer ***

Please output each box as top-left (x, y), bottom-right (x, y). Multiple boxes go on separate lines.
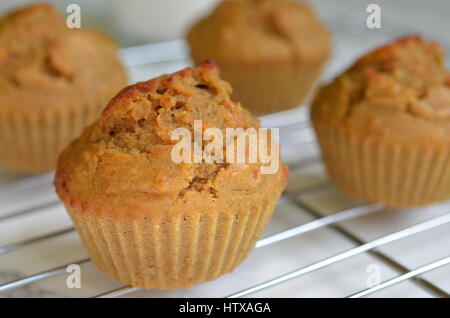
top-left (0, 3), bottom-right (127, 173)
top-left (311, 36), bottom-right (450, 207)
top-left (187, 0), bottom-right (331, 115)
top-left (54, 61), bottom-right (288, 289)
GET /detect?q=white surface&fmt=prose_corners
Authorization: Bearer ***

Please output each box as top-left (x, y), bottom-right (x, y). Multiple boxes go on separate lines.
top-left (110, 0), bottom-right (218, 44)
top-left (0, 165), bottom-right (441, 298)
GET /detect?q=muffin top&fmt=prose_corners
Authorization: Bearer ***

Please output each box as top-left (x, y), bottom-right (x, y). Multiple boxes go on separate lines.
top-left (187, 0), bottom-right (330, 63)
top-left (55, 61), bottom-right (288, 217)
top-left (0, 3), bottom-right (126, 113)
top-left (311, 36), bottom-right (450, 145)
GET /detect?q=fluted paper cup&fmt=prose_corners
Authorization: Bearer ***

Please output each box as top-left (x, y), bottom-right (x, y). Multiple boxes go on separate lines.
top-left (66, 198), bottom-right (278, 289)
top-left (191, 59), bottom-right (326, 116)
top-left (314, 126), bottom-right (450, 207)
top-left (0, 102), bottom-right (102, 174)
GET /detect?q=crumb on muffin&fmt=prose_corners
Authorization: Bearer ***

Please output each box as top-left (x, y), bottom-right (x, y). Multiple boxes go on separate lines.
top-left (54, 61), bottom-right (288, 288)
top-left (188, 0), bottom-right (330, 63)
top-left (187, 0), bottom-right (331, 115)
top-left (311, 35), bottom-right (450, 207)
top-left (312, 35), bottom-right (450, 143)
top-left (55, 61), bottom-right (287, 216)
top-left (0, 3), bottom-right (127, 173)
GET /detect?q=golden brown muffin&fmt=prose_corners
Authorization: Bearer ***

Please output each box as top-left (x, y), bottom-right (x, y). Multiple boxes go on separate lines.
top-left (0, 3), bottom-right (127, 173)
top-left (311, 36), bottom-right (450, 207)
top-left (54, 61), bottom-right (288, 289)
top-left (187, 0), bottom-right (331, 115)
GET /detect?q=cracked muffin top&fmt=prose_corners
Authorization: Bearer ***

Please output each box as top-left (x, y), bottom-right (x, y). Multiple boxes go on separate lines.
top-left (55, 61), bottom-right (288, 217)
top-left (187, 0), bottom-right (330, 63)
top-left (0, 3), bottom-right (126, 113)
top-left (311, 36), bottom-right (450, 144)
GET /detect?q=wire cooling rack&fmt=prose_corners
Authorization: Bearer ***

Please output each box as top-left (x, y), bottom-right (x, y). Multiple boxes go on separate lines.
top-left (0, 12), bottom-right (449, 298)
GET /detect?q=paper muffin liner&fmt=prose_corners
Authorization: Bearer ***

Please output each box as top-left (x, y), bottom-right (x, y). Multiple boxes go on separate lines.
top-left (0, 102), bottom-right (102, 174)
top-left (314, 126), bottom-right (450, 207)
top-left (211, 59), bottom-right (325, 116)
top-left (66, 198), bottom-right (278, 289)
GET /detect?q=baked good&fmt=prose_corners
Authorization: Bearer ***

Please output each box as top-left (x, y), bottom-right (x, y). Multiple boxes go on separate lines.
top-left (54, 61), bottom-right (288, 289)
top-left (311, 36), bottom-right (450, 207)
top-left (0, 3), bottom-right (127, 173)
top-left (187, 0), bottom-right (331, 115)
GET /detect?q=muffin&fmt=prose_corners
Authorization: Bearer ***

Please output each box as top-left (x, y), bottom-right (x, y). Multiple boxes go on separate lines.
top-left (311, 36), bottom-right (450, 207)
top-left (0, 4), bottom-right (127, 173)
top-left (54, 61), bottom-right (288, 289)
top-left (187, 0), bottom-right (331, 115)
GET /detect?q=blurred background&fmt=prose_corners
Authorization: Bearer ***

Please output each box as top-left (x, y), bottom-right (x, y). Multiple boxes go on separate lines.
top-left (0, 0), bottom-right (449, 47)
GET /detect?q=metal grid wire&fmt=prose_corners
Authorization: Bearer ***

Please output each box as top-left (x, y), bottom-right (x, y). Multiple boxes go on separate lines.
top-left (0, 13), bottom-right (450, 298)
top-left (0, 118), bottom-right (449, 298)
